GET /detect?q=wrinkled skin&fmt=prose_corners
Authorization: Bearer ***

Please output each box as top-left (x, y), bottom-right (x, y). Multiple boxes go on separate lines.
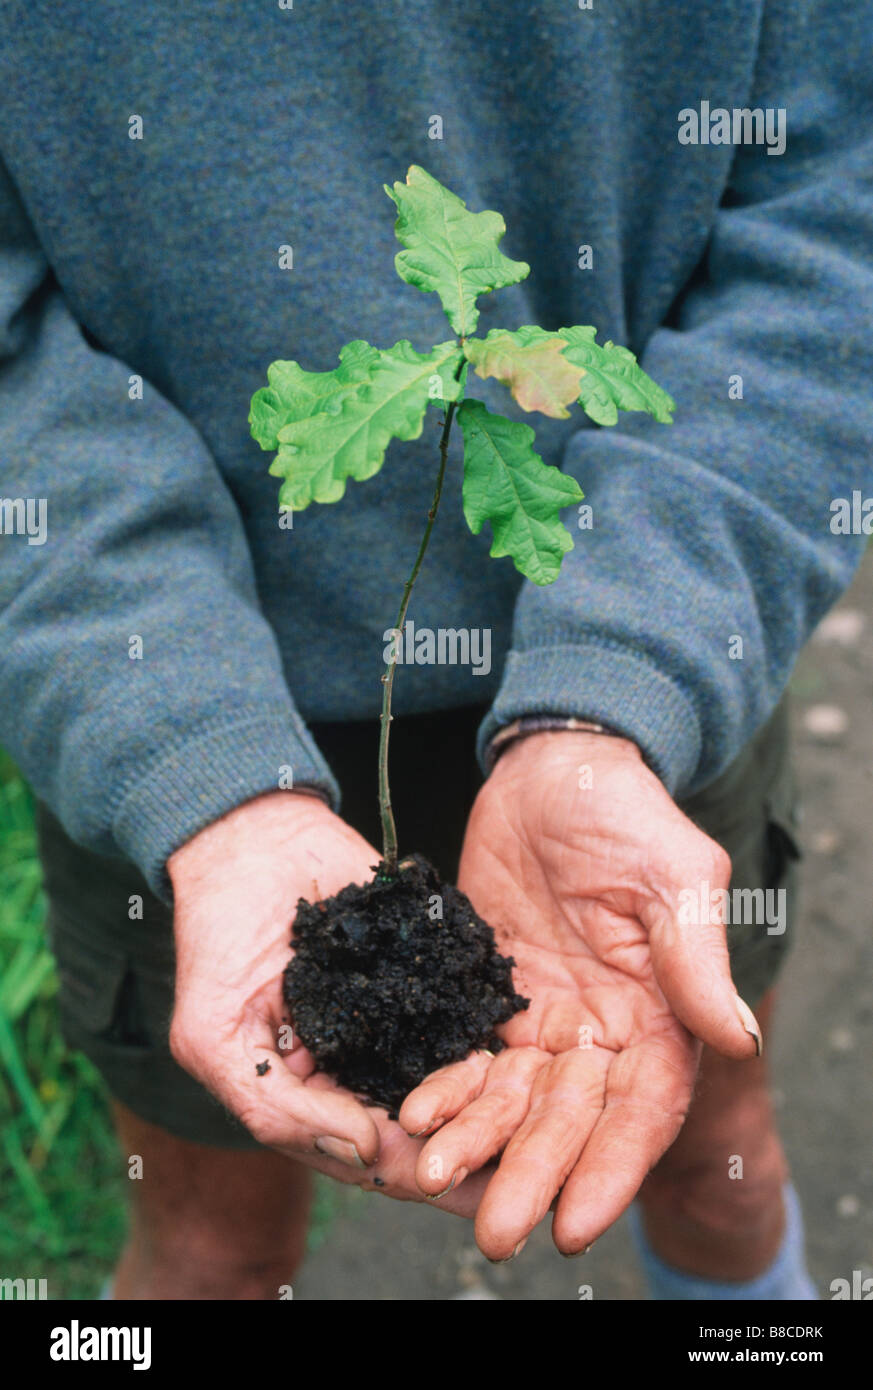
top-left (399, 730), bottom-right (759, 1260)
top-left (169, 731), bottom-right (759, 1261)
top-left (168, 791), bottom-right (493, 1217)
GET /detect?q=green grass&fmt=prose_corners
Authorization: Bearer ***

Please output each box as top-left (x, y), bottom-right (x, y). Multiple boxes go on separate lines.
top-left (0, 752), bottom-right (127, 1297)
top-left (0, 752), bottom-right (345, 1298)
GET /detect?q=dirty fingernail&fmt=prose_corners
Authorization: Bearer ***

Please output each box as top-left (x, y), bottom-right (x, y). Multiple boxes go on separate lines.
top-left (453, 1165), bottom-right (470, 1189)
top-left (411, 1115), bottom-right (445, 1138)
top-left (489, 1237), bottom-right (527, 1263)
top-left (426, 1173), bottom-right (456, 1201)
top-left (435, 1165), bottom-right (469, 1197)
top-left (561, 1242), bottom-right (595, 1259)
top-left (314, 1136), bottom-right (369, 1168)
top-left (735, 996), bottom-right (763, 1056)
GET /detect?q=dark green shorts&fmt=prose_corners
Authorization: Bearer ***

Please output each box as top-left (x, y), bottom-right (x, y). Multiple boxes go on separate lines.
top-left (36, 696), bottom-right (803, 1151)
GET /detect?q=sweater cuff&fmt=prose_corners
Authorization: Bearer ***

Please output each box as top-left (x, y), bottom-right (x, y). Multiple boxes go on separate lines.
top-left (476, 642), bottom-right (702, 797)
top-left (110, 710), bottom-right (341, 905)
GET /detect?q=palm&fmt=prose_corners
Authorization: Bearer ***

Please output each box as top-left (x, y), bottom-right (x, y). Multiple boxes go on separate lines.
top-left (468, 798), bottom-right (698, 1251)
top-left (399, 731), bottom-right (745, 1261)
top-left (484, 830), bottom-right (689, 1057)
top-left (490, 883), bottom-right (696, 1108)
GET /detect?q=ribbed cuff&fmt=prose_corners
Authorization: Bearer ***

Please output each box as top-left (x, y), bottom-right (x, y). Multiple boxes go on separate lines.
top-left (476, 642), bottom-right (702, 797)
top-left (110, 711), bottom-right (341, 905)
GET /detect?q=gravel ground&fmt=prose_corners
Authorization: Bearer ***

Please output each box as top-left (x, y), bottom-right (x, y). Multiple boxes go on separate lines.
top-left (294, 550), bottom-right (873, 1300)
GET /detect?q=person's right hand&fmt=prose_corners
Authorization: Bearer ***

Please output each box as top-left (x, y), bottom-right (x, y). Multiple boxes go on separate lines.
top-left (397, 729), bottom-right (759, 1260)
top-left (167, 789), bottom-right (491, 1217)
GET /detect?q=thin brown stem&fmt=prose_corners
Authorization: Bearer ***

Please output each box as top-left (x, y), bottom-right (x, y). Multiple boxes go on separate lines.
top-left (378, 397), bottom-right (457, 875)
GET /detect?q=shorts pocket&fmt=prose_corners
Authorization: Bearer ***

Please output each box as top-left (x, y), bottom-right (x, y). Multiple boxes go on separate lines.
top-left (764, 813), bottom-right (803, 889)
top-left (763, 750), bottom-right (804, 889)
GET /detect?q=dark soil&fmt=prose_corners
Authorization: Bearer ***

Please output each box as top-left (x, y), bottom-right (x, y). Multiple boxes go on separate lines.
top-left (283, 854), bottom-right (529, 1115)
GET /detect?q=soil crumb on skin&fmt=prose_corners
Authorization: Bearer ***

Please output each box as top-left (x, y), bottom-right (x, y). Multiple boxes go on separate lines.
top-left (283, 854), bottom-right (529, 1114)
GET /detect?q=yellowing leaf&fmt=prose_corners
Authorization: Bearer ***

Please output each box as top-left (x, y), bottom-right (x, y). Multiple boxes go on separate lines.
top-left (458, 399), bottom-right (583, 585)
top-left (463, 326), bottom-right (585, 419)
top-left (558, 326), bottom-right (676, 425)
top-left (384, 166), bottom-right (529, 338)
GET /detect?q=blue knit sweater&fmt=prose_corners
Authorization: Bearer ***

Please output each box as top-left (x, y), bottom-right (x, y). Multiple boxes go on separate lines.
top-left (0, 1), bottom-right (870, 899)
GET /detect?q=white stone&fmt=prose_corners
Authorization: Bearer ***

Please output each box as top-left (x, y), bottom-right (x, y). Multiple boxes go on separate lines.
top-left (803, 704), bottom-right (849, 738)
top-left (813, 609), bottom-right (866, 646)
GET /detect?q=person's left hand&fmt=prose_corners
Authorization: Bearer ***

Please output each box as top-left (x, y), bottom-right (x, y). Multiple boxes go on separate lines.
top-left (398, 729), bottom-right (761, 1261)
top-left (167, 789), bottom-right (493, 1218)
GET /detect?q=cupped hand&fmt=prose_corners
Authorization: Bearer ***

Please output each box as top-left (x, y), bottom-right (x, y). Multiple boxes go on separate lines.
top-left (399, 730), bottom-right (761, 1259)
top-left (168, 790), bottom-right (490, 1217)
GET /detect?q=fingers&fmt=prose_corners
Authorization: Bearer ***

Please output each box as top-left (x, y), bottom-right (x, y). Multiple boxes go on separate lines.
top-left (398, 1049), bottom-right (494, 1137)
top-left (357, 1113), bottom-right (495, 1218)
top-left (241, 1068), bottom-right (382, 1167)
top-left (363, 1150), bottom-right (494, 1219)
top-left (302, 1072), bottom-right (493, 1215)
top-left (551, 1033), bottom-right (698, 1255)
top-left (170, 1007), bottom-right (381, 1169)
top-left (641, 840), bottom-right (762, 1060)
top-left (472, 1048), bottom-right (612, 1261)
top-left (415, 1046), bottom-right (550, 1197)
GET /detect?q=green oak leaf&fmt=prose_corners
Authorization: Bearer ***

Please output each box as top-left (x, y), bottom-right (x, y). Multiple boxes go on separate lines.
top-left (458, 398), bottom-right (584, 586)
top-left (269, 340), bottom-right (465, 510)
top-left (384, 166), bottom-right (530, 338)
top-left (558, 325), bottom-right (676, 426)
top-left (463, 326), bottom-right (586, 419)
top-left (249, 340), bottom-right (381, 451)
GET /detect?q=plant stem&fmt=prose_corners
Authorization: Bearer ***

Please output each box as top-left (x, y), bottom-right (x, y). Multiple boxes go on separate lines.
top-left (378, 397), bottom-right (457, 874)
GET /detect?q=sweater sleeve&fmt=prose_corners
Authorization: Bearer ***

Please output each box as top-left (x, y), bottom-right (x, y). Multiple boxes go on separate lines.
top-left (478, 0), bottom-right (873, 798)
top-left (0, 155), bottom-right (339, 903)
